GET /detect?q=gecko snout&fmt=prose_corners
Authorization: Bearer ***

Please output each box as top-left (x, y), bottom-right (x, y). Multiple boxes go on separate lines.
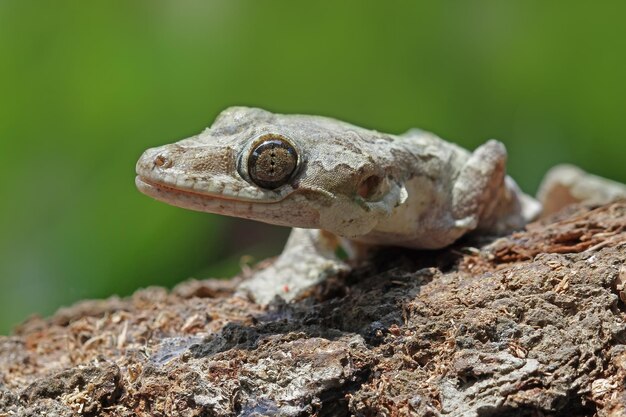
top-left (136, 147), bottom-right (174, 176)
top-left (148, 147), bottom-right (174, 169)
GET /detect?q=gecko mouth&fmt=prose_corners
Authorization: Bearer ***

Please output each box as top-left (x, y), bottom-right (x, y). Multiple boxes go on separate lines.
top-left (136, 176), bottom-right (243, 203)
top-left (135, 176), bottom-right (286, 204)
top-left (135, 175), bottom-right (321, 228)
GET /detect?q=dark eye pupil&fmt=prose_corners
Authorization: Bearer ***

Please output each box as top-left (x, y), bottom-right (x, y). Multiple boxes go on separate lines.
top-left (248, 135), bottom-right (298, 189)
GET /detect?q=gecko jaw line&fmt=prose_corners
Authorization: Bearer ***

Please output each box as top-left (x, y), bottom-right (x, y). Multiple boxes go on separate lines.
top-left (136, 176), bottom-right (284, 204)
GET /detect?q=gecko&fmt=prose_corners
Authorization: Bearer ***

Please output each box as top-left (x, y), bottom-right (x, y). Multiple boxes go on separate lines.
top-left (136, 107), bottom-right (626, 303)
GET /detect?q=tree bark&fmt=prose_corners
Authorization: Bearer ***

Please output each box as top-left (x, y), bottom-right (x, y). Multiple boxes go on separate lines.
top-left (1, 202), bottom-right (625, 417)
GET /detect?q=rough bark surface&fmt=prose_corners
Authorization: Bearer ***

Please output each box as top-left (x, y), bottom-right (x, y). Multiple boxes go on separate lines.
top-left (1, 203), bottom-right (625, 417)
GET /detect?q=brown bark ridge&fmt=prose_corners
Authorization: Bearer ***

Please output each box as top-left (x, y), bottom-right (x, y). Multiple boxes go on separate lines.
top-left (1, 202), bottom-right (626, 417)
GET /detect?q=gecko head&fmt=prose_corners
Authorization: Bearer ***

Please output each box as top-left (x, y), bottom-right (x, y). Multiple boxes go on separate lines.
top-left (136, 106), bottom-right (407, 238)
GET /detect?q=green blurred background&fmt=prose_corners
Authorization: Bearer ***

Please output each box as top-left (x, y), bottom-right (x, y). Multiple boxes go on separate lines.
top-left (1, 1), bottom-right (625, 334)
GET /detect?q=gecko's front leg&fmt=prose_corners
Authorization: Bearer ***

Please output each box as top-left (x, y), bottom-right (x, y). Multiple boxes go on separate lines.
top-left (238, 228), bottom-right (350, 304)
top-left (451, 140), bottom-right (540, 236)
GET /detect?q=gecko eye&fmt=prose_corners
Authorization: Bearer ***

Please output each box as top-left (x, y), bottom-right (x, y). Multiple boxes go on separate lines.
top-left (247, 134), bottom-right (298, 189)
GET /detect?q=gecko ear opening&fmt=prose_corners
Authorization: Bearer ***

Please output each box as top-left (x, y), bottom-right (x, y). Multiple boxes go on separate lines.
top-left (358, 175), bottom-right (384, 200)
top-left (319, 175), bottom-right (408, 238)
top-left (361, 179), bottom-right (408, 215)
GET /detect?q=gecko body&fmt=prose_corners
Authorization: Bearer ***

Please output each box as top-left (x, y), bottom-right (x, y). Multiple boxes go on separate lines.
top-left (135, 107), bottom-right (547, 302)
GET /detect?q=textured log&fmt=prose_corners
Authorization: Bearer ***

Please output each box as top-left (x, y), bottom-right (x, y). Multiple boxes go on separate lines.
top-left (1, 203), bottom-right (625, 416)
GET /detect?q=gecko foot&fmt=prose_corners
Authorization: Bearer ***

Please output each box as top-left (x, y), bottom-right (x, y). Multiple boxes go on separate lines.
top-left (537, 164), bottom-right (626, 216)
top-left (236, 228), bottom-right (350, 304)
top-left (238, 256), bottom-right (349, 304)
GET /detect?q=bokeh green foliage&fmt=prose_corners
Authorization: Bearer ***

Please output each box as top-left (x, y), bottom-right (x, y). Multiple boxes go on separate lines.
top-left (1, 1), bottom-right (625, 334)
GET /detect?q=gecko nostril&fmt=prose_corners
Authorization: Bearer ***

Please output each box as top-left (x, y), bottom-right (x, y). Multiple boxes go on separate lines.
top-left (154, 155), bottom-right (171, 168)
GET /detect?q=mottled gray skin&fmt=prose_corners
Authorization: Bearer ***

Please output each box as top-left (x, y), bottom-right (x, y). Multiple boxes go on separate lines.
top-left (136, 107), bottom-right (541, 302)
